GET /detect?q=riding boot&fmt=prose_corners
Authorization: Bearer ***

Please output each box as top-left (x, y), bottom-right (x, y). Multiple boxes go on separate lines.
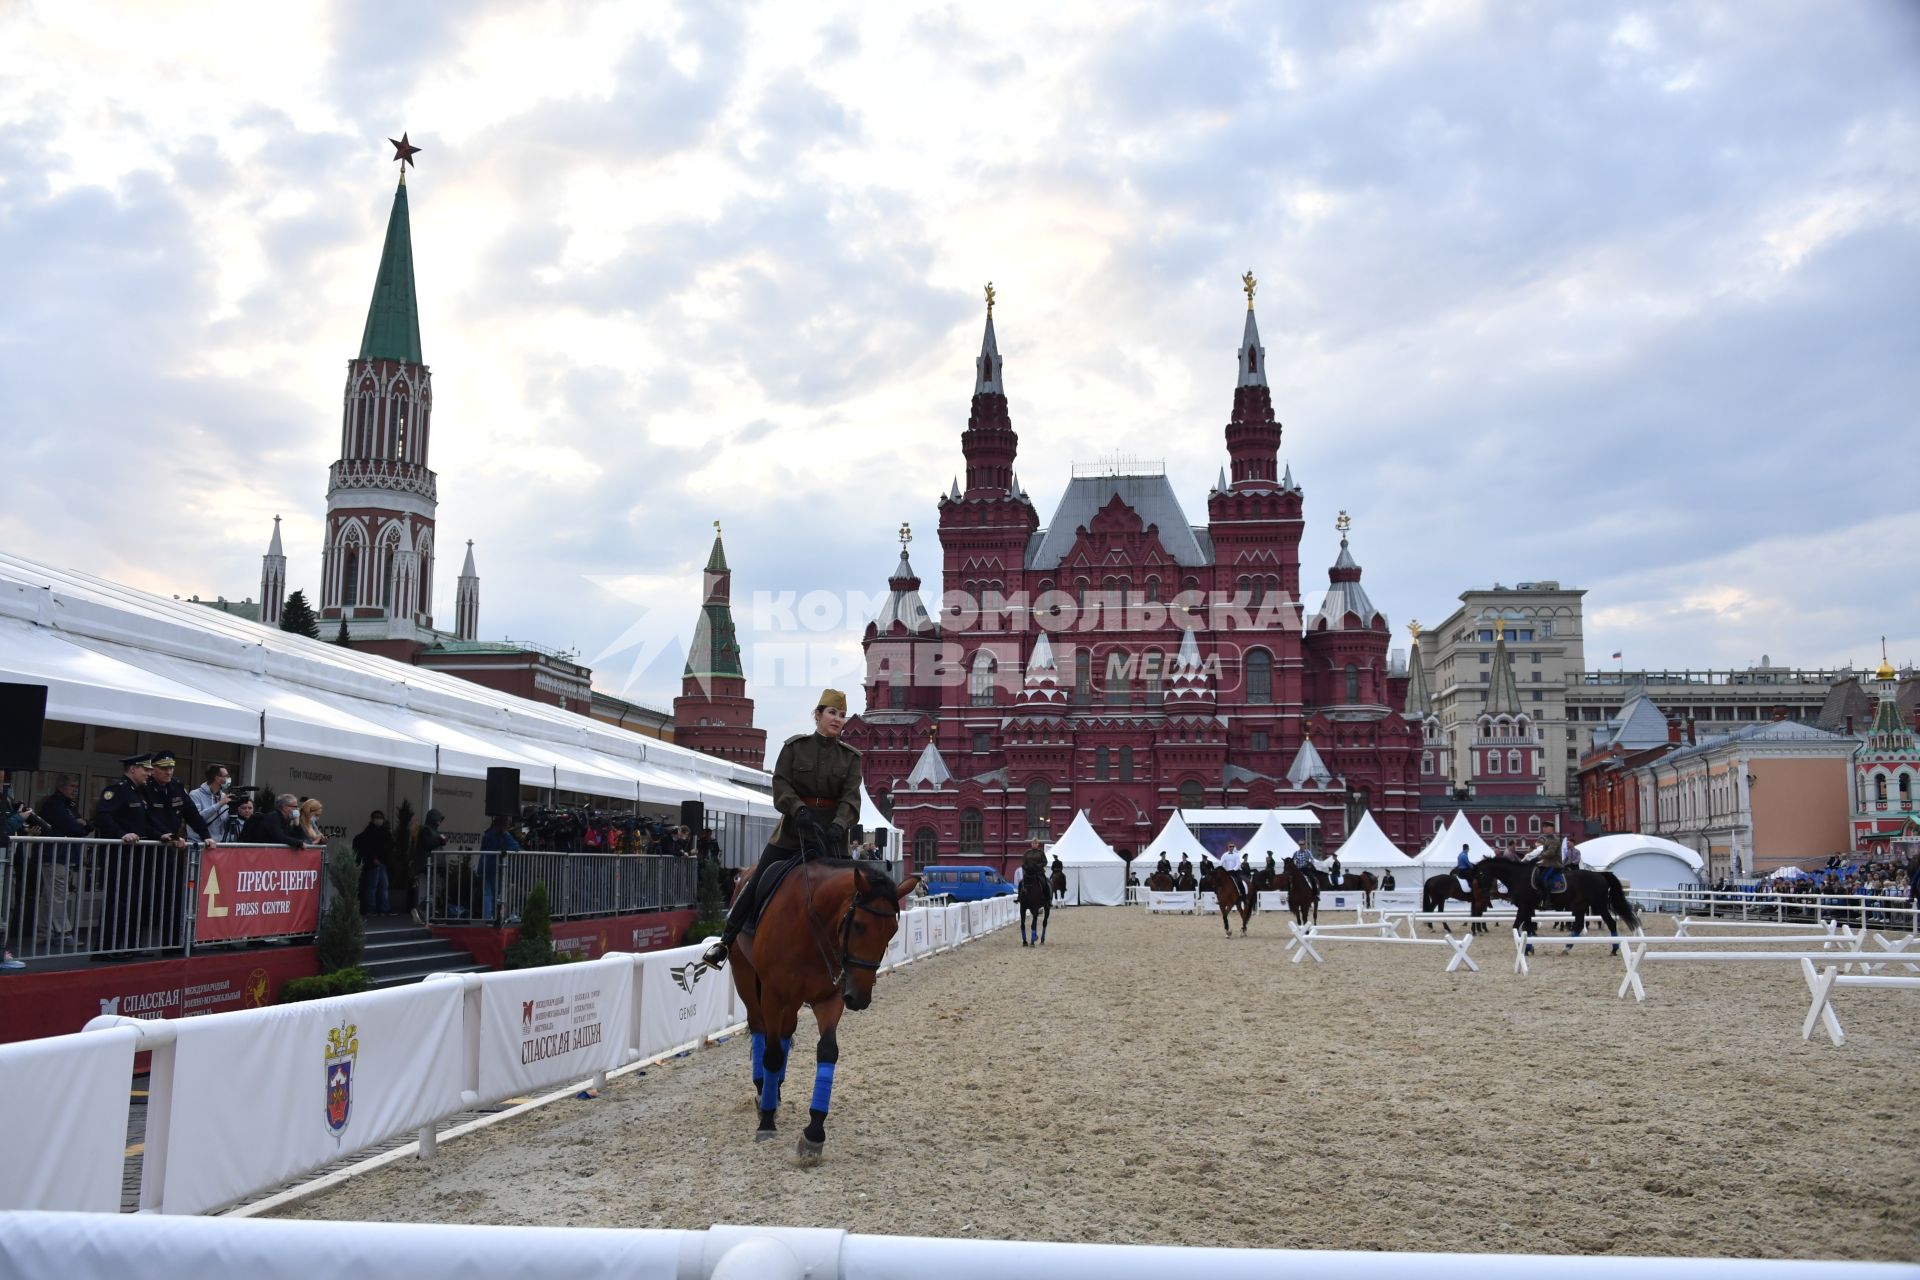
top-left (701, 887), bottom-right (754, 968)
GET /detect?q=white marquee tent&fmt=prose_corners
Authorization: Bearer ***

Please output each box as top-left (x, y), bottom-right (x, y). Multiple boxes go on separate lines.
top-left (1240, 811), bottom-right (1302, 862)
top-left (1333, 812), bottom-right (1418, 870)
top-left (1046, 810), bottom-right (1128, 906)
top-left (1415, 811), bottom-right (1498, 869)
top-left (1573, 834), bottom-right (1705, 891)
top-left (1140, 811), bottom-right (1211, 868)
top-left (857, 784), bottom-right (898, 856)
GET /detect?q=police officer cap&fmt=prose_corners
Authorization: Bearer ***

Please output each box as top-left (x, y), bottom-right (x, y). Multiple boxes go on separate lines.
top-left (149, 750), bottom-right (179, 769)
top-left (120, 752), bottom-right (154, 768)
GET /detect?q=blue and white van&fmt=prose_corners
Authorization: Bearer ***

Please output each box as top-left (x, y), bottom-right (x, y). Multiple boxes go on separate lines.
top-left (916, 865), bottom-right (1016, 902)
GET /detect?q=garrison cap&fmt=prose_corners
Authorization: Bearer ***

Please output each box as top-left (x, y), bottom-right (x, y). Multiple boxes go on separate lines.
top-left (815, 688), bottom-right (848, 714)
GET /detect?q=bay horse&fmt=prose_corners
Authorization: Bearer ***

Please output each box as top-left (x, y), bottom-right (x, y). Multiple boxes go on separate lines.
top-left (1018, 867), bottom-right (1051, 945)
top-left (1210, 864), bottom-right (1253, 937)
top-left (1145, 869), bottom-right (1175, 891)
top-left (1472, 858), bottom-right (1639, 955)
top-left (1283, 860), bottom-right (1319, 927)
top-left (728, 858), bottom-right (919, 1163)
top-left (1422, 872), bottom-right (1491, 934)
top-left (1324, 870), bottom-right (1379, 908)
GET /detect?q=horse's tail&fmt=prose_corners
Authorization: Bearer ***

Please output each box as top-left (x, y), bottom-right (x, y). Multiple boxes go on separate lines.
top-left (1604, 872), bottom-right (1639, 931)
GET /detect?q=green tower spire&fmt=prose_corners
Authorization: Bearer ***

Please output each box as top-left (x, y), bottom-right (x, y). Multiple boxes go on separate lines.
top-left (358, 177), bottom-right (423, 364)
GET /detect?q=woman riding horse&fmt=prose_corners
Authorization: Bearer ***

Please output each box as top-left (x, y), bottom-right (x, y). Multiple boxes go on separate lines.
top-left (701, 690), bottom-right (918, 1162)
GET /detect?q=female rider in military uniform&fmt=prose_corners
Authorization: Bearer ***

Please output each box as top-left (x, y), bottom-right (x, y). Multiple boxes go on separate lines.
top-left (702, 689), bottom-right (862, 969)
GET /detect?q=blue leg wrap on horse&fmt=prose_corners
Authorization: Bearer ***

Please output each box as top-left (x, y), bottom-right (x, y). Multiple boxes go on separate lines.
top-left (750, 1031), bottom-right (766, 1086)
top-left (810, 1061), bottom-right (836, 1114)
top-left (759, 1064), bottom-right (782, 1113)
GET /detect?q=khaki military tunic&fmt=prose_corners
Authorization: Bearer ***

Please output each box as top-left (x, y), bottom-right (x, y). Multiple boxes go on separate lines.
top-left (769, 732), bottom-right (862, 852)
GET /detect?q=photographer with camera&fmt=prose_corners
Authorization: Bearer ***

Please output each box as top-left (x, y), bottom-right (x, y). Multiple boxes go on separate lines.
top-left (190, 764), bottom-right (231, 838)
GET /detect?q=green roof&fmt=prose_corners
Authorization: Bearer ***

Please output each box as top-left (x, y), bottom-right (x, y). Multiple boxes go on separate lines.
top-left (358, 179), bottom-right (423, 364)
top-left (706, 533), bottom-right (729, 573)
top-left (684, 603), bottom-right (744, 679)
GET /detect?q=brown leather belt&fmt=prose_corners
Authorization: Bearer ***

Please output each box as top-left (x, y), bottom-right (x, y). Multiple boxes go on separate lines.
top-left (795, 796), bottom-right (837, 813)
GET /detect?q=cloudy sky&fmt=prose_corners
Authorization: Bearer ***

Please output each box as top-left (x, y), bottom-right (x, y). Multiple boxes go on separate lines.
top-left (3, 0), bottom-right (1916, 761)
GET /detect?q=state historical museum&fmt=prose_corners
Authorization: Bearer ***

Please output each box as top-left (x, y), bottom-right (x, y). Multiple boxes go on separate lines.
top-left (845, 283), bottom-right (1451, 874)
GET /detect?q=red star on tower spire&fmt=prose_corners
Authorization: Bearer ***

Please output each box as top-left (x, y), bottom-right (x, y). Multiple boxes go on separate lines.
top-left (388, 133), bottom-right (422, 169)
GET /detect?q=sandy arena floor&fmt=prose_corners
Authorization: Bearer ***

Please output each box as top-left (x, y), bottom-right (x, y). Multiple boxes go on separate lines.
top-left (280, 909), bottom-right (1919, 1261)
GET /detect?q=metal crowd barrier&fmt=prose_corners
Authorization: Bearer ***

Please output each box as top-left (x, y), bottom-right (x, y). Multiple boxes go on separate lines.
top-left (424, 850), bottom-right (700, 926)
top-left (1627, 886), bottom-right (1918, 934)
top-left (0, 835), bottom-right (317, 964)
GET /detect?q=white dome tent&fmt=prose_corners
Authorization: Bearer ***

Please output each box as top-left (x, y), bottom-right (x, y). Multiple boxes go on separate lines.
top-left (1046, 811), bottom-right (1129, 906)
top-left (1333, 812), bottom-right (1417, 872)
top-left (1573, 834), bottom-right (1705, 891)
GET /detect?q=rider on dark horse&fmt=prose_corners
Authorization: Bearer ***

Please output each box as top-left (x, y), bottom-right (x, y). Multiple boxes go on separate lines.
top-left (1537, 840), bottom-right (1567, 896)
top-left (702, 689), bottom-right (861, 969)
top-left (1454, 842), bottom-right (1475, 892)
top-left (1020, 836), bottom-right (1047, 890)
top-left (1292, 843), bottom-right (1340, 892)
top-left (1155, 852), bottom-right (1173, 880)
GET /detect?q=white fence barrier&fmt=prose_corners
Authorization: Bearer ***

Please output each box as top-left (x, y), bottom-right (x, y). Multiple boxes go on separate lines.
top-left (1628, 887), bottom-right (1918, 934)
top-left (0, 902), bottom-right (1014, 1217)
top-left (1288, 922), bottom-right (1478, 973)
top-left (4, 1212), bottom-right (1896, 1280)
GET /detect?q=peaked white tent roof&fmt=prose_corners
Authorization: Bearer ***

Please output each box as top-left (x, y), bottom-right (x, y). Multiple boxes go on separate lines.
top-left (1240, 811), bottom-right (1301, 860)
top-left (1415, 811), bottom-right (1498, 867)
top-left (1048, 810), bottom-right (1124, 865)
top-left (1333, 812), bottom-right (1415, 867)
top-left (858, 784), bottom-right (897, 846)
top-left (1141, 811), bottom-right (1210, 864)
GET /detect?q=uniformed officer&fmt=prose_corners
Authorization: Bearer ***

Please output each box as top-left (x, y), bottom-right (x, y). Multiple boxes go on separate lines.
top-left (144, 750), bottom-right (213, 950)
top-left (94, 753), bottom-right (164, 956)
top-left (702, 688), bottom-right (862, 969)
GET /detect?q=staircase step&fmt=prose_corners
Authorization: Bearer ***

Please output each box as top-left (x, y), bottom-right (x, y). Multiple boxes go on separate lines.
top-left (362, 937), bottom-right (461, 962)
top-left (367, 958), bottom-right (491, 989)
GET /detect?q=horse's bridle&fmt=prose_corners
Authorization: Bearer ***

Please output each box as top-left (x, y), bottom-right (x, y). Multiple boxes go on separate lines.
top-left (799, 857), bottom-right (899, 990)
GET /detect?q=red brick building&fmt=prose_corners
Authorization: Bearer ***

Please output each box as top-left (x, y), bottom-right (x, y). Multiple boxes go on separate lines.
top-left (845, 289), bottom-right (1452, 873)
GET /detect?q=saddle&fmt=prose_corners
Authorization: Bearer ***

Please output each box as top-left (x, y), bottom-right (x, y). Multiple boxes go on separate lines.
top-left (740, 854), bottom-right (809, 940)
top-left (1532, 865), bottom-right (1567, 897)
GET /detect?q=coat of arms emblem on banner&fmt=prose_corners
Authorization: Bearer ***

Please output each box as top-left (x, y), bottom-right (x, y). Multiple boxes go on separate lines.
top-left (325, 1020), bottom-right (359, 1136)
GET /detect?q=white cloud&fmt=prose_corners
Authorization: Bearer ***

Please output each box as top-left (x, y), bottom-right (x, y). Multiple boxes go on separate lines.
top-left (2, 0), bottom-right (1916, 763)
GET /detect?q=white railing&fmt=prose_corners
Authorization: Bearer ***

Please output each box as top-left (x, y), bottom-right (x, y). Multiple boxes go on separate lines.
top-left (0, 1212), bottom-right (1899, 1279)
top-left (1628, 887), bottom-right (1917, 934)
top-left (0, 898), bottom-right (1019, 1216)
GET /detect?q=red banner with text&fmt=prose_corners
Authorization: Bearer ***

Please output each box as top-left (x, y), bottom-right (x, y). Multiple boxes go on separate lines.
top-left (195, 845), bottom-right (325, 941)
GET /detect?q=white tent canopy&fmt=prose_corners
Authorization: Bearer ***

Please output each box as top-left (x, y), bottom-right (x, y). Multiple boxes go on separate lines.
top-left (1240, 812), bottom-right (1301, 862)
top-left (1140, 812), bottom-right (1211, 867)
top-left (1416, 811), bottom-right (1498, 868)
top-left (0, 550), bottom-right (776, 818)
top-left (857, 784), bottom-right (897, 854)
top-left (1334, 812), bottom-right (1417, 868)
top-left (1045, 810), bottom-right (1127, 906)
top-left (1573, 834), bottom-right (1705, 890)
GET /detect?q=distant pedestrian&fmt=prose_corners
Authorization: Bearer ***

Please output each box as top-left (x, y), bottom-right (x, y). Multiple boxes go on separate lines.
top-left (353, 811), bottom-right (393, 915)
